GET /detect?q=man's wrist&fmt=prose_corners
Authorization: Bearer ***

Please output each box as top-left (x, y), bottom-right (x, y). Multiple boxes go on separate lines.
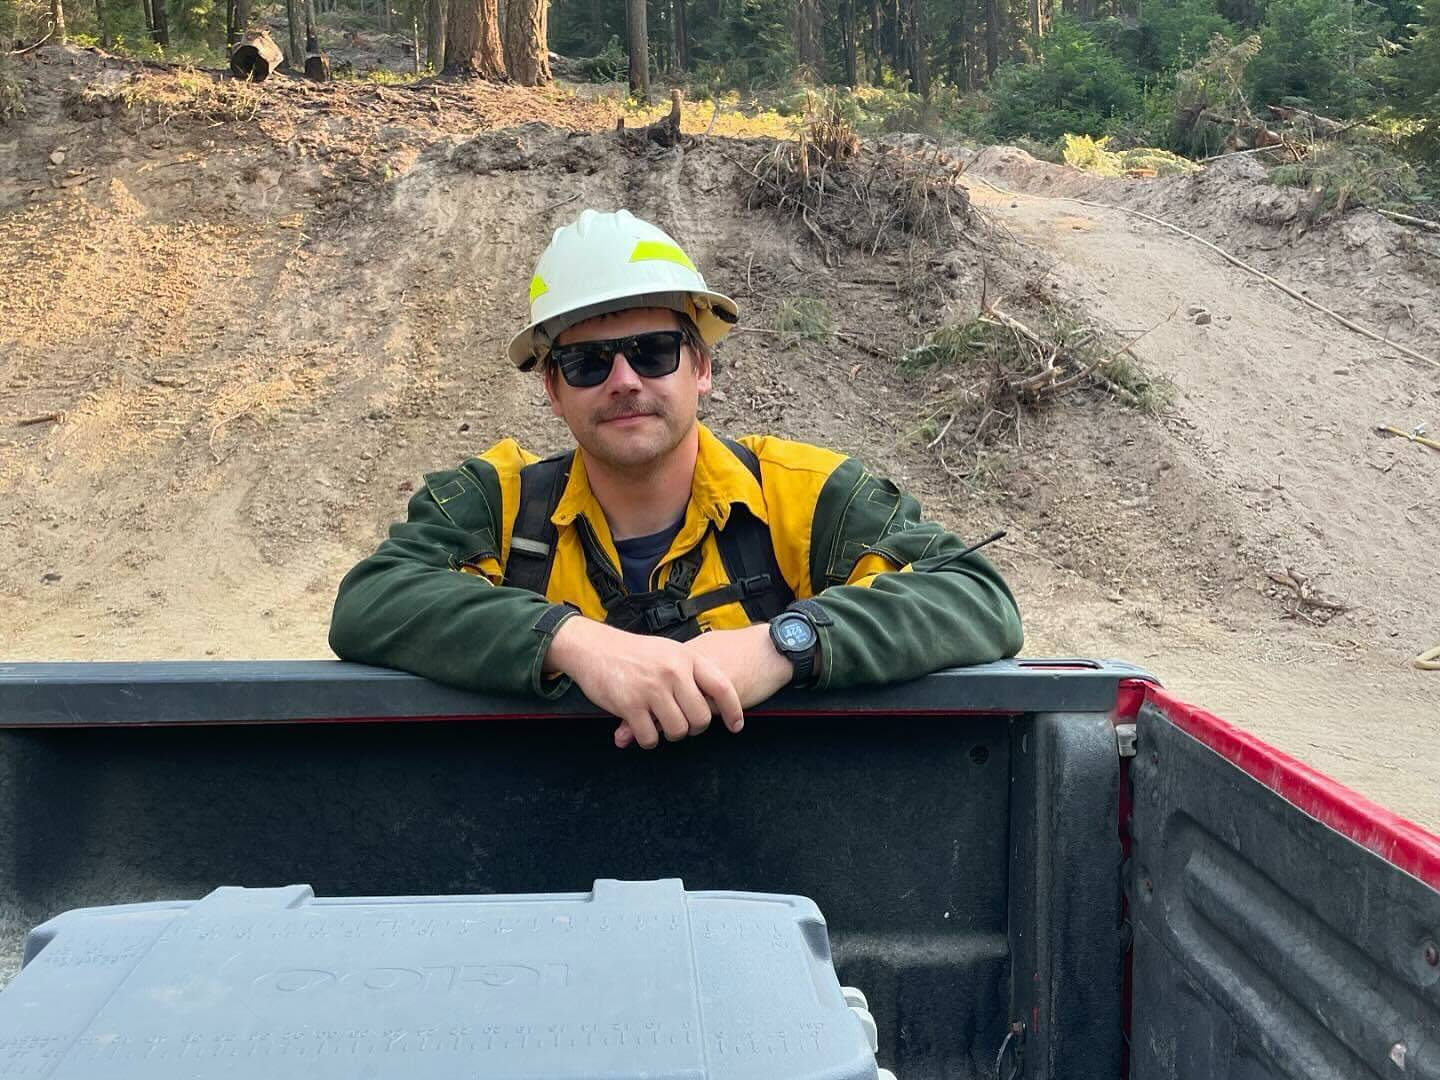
top-left (541, 608), bottom-right (590, 676)
top-left (767, 608), bottom-right (821, 688)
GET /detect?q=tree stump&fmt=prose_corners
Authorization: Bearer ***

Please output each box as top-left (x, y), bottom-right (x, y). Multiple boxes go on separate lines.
top-left (230, 29), bottom-right (283, 81)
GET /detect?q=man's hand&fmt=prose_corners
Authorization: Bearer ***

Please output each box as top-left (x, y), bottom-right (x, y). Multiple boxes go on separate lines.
top-left (545, 616), bottom-right (744, 750)
top-left (612, 623), bottom-right (793, 749)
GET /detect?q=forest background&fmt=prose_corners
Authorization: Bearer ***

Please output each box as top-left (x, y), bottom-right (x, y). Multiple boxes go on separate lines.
top-left (4, 0), bottom-right (1439, 203)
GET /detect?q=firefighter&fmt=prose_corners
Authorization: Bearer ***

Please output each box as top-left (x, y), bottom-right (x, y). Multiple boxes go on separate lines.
top-left (331, 209), bottom-right (1022, 749)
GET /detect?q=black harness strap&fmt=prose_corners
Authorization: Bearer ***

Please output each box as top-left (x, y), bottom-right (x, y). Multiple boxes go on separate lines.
top-left (504, 437), bottom-right (794, 635)
top-left (502, 452), bottom-right (570, 596)
top-left (716, 438), bottom-right (795, 623)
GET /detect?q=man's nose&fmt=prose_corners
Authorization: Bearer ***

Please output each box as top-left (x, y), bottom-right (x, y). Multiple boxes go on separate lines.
top-left (604, 351), bottom-right (644, 391)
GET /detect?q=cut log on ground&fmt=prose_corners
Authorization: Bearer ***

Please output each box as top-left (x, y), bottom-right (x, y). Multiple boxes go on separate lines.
top-left (229, 29), bottom-right (283, 81)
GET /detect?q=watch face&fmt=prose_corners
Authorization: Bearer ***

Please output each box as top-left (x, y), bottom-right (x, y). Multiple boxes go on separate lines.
top-left (776, 615), bottom-right (817, 651)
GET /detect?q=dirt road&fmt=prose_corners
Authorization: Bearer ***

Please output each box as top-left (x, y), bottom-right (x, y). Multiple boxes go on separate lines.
top-left (963, 163), bottom-right (1438, 829)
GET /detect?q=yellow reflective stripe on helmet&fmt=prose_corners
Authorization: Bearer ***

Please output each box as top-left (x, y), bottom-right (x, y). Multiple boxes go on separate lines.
top-left (529, 275), bottom-right (549, 303)
top-left (629, 240), bottom-right (697, 272)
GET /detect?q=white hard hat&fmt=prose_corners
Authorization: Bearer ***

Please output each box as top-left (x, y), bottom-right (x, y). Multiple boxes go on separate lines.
top-left (507, 208), bottom-right (740, 370)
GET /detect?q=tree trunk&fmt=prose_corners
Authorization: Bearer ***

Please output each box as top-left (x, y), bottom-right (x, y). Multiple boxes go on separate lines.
top-left (945, 0), bottom-right (963, 87)
top-left (1028, 0), bottom-right (1044, 37)
top-left (625, 0), bottom-right (648, 100)
top-left (672, 0), bottom-right (688, 73)
top-left (234, 0), bottom-right (251, 38)
top-left (793, 0), bottom-right (823, 73)
top-left (503, 0), bottom-right (551, 84)
top-left (588, 0), bottom-right (604, 48)
top-left (96, 0), bottom-right (110, 47)
top-left (151, 0), bottom-right (169, 45)
top-left (285, 0), bottom-right (303, 69)
top-left (426, 0), bottom-right (444, 69)
top-left (889, 0), bottom-right (900, 71)
top-left (906, 0), bottom-right (928, 96)
top-left (50, 0), bottom-right (66, 43)
top-left (303, 0), bottom-right (319, 51)
top-left (869, 0), bottom-right (883, 82)
top-left (839, 0), bottom-right (859, 85)
top-left (443, 0), bottom-right (507, 78)
top-left (302, 0), bottom-right (330, 79)
top-left (141, 0), bottom-right (154, 42)
top-left (983, 0), bottom-right (999, 76)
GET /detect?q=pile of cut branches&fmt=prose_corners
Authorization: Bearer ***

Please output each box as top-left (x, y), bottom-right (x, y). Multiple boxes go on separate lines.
top-left (71, 68), bottom-right (264, 128)
top-left (738, 93), bottom-right (971, 265)
top-left (906, 299), bottom-right (1173, 478)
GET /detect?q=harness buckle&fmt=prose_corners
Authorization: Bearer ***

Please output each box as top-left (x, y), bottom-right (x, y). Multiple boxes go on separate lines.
top-left (644, 601), bottom-right (686, 632)
top-left (738, 573), bottom-right (773, 597)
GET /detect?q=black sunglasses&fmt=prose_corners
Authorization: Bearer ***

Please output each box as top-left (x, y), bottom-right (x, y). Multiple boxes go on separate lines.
top-left (550, 330), bottom-right (685, 388)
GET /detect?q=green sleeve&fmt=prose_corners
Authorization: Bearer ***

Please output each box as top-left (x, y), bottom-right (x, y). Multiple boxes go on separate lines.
top-left (328, 460), bottom-right (577, 698)
top-left (804, 459), bottom-right (1023, 689)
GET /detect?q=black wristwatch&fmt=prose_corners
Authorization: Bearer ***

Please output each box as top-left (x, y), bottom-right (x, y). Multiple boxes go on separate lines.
top-left (769, 608), bottom-right (820, 688)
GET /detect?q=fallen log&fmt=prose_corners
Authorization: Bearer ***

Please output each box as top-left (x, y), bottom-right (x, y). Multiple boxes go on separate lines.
top-left (1376, 208), bottom-right (1440, 234)
top-left (1267, 104), bottom-right (1347, 137)
top-left (230, 29), bottom-right (283, 82)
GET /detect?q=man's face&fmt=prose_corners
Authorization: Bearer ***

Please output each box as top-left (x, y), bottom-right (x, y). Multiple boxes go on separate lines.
top-left (545, 307), bottom-right (711, 470)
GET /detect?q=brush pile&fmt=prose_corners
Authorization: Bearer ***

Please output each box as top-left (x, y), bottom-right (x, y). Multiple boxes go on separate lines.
top-left (740, 93), bottom-right (971, 264)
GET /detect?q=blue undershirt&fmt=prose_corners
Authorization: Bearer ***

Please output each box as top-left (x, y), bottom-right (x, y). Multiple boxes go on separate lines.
top-left (614, 519), bottom-right (685, 595)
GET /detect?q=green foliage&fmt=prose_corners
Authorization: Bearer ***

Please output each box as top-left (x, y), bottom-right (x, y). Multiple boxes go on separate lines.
top-left (1393, 0), bottom-right (1440, 160)
top-left (1061, 133), bottom-right (1200, 176)
top-left (773, 297), bottom-right (834, 341)
top-left (812, 82), bottom-right (986, 137)
top-left (1175, 32), bottom-right (1262, 114)
top-left (1011, 135), bottom-right (1065, 163)
top-left (988, 17), bottom-right (1140, 141)
top-left (1092, 0), bottom-right (1234, 76)
top-left (901, 319), bottom-right (998, 373)
top-left (1101, 80), bottom-right (1181, 148)
top-left (1103, 351), bottom-right (1175, 415)
top-left (583, 34), bottom-right (627, 81)
top-left (1270, 139), bottom-right (1424, 210)
top-left (1247, 0), bottom-right (1391, 115)
top-left (1170, 32), bottom-right (1262, 155)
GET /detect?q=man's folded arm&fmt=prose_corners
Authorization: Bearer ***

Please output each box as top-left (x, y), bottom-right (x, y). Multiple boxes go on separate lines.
top-left (329, 470), bottom-right (576, 698)
top-left (799, 460), bottom-right (1024, 690)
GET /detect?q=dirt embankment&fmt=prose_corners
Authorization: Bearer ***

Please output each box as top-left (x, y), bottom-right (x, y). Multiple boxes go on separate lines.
top-left (1, 47), bottom-right (1436, 828)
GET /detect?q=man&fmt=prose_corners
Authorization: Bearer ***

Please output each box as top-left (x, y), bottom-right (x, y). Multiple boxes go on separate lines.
top-left (330, 209), bottom-right (1022, 749)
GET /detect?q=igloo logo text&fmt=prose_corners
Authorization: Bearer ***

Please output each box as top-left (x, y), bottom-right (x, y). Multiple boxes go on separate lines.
top-left (253, 963), bottom-right (569, 995)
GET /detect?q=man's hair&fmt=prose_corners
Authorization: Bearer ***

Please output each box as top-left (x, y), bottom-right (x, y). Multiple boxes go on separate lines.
top-left (541, 312), bottom-right (710, 378)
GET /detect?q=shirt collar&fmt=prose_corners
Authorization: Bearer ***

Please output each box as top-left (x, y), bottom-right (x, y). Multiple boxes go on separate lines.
top-left (550, 423), bottom-right (768, 532)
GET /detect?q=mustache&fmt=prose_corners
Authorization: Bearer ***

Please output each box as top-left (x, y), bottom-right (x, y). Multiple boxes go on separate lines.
top-left (596, 401), bottom-right (665, 422)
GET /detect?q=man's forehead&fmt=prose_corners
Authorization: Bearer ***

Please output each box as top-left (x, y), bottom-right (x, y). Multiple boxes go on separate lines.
top-left (556, 307), bottom-right (682, 345)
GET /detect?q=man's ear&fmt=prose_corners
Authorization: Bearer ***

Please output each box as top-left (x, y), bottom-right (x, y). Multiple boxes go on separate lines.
top-left (543, 366), bottom-right (565, 418)
top-left (694, 348), bottom-right (713, 395)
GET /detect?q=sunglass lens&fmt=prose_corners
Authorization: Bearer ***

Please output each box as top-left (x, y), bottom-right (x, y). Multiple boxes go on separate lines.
top-left (627, 332), bottom-right (683, 378)
top-left (557, 345), bottom-right (614, 388)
